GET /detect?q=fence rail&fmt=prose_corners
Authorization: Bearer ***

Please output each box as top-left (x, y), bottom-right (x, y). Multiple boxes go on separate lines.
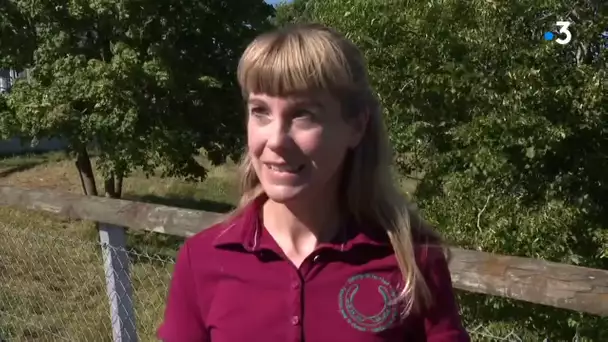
top-left (1, 185), bottom-right (607, 341)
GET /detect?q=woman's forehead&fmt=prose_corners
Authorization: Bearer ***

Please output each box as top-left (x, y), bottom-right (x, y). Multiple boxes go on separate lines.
top-left (247, 91), bottom-right (336, 107)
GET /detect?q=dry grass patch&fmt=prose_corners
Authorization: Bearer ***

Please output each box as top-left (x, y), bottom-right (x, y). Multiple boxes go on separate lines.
top-left (0, 152), bottom-right (239, 341)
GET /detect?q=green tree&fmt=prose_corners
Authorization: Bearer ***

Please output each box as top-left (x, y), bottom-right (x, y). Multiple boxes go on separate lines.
top-left (0, 0), bottom-right (274, 197)
top-left (280, 0), bottom-right (607, 339)
top-left (273, 0), bottom-right (312, 27)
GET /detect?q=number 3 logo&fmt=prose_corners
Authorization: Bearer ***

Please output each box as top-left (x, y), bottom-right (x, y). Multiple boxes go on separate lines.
top-left (555, 21), bottom-right (572, 45)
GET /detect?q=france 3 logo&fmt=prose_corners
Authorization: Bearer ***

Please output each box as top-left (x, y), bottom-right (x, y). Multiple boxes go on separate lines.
top-left (543, 21), bottom-right (572, 45)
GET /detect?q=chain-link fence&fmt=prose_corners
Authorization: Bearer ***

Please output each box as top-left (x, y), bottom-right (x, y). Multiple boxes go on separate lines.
top-left (0, 220), bottom-right (532, 342)
top-left (0, 221), bottom-right (175, 341)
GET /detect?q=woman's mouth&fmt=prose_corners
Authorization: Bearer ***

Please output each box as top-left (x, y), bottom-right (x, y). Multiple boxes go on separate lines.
top-left (264, 163), bottom-right (305, 174)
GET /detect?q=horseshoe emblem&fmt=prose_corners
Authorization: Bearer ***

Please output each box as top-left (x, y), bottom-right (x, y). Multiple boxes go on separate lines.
top-left (338, 273), bottom-right (399, 332)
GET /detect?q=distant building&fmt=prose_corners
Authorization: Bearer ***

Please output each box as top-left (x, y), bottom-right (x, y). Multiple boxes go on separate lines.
top-left (0, 69), bottom-right (26, 93)
top-left (0, 69), bottom-right (11, 93)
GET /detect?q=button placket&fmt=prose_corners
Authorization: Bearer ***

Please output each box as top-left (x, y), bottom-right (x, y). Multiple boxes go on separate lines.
top-left (301, 252), bottom-right (327, 282)
top-left (289, 272), bottom-right (304, 341)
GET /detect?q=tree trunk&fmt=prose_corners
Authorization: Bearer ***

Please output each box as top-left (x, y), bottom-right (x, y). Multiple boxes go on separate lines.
top-left (104, 174), bottom-right (117, 198)
top-left (103, 172), bottom-right (124, 199)
top-left (115, 172), bottom-right (123, 198)
top-left (75, 147), bottom-right (98, 196)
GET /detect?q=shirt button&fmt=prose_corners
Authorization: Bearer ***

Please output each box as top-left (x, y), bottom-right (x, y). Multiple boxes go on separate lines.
top-left (291, 281), bottom-right (300, 289)
top-left (291, 315), bottom-right (300, 325)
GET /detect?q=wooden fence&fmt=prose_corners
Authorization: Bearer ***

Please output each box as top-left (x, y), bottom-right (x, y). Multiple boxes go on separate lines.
top-left (0, 185), bottom-right (607, 341)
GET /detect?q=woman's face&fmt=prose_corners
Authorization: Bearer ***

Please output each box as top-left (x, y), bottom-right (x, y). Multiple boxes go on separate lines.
top-left (246, 91), bottom-right (365, 205)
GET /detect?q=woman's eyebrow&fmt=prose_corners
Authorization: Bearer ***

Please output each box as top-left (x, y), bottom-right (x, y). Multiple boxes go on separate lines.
top-left (247, 99), bottom-right (267, 106)
top-left (291, 99), bottom-right (324, 110)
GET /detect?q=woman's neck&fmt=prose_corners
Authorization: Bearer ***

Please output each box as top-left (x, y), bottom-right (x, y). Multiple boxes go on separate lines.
top-left (262, 196), bottom-right (343, 266)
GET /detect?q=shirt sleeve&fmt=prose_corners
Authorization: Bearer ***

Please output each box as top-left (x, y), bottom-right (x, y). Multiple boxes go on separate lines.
top-left (158, 241), bottom-right (208, 342)
top-left (421, 246), bottom-right (471, 342)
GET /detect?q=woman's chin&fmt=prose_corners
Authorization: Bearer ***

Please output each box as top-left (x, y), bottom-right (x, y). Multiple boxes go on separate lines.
top-left (262, 184), bottom-right (309, 204)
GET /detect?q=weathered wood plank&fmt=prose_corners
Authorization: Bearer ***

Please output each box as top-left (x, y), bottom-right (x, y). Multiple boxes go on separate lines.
top-left (0, 185), bottom-right (225, 237)
top-left (449, 248), bottom-right (608, 316)
top-left (1, 185), bottom-right (607, 316)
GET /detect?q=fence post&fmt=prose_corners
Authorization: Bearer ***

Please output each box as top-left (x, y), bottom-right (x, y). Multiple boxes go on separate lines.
top-left (99, 223), bottom-right (138, 342)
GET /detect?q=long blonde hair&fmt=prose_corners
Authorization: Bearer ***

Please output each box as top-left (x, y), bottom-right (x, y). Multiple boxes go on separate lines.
top-left (234, 23), bottom-right (439, 315)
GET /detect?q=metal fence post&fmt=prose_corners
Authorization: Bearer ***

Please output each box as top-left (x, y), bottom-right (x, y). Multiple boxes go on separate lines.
top-left (99, 223), bottom-right (138, 342)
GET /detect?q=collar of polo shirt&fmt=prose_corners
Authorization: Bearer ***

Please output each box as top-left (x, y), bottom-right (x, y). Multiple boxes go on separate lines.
top-left (211, 195), bottom-right (390, 254)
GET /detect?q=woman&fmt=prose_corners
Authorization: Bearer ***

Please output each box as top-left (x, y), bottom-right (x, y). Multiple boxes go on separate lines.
top-left (158, 23), bottom-right (470, 342)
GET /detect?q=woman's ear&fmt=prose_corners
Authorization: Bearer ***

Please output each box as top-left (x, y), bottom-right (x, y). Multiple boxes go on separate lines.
top-left (348, 110), bottom-right (370, 148)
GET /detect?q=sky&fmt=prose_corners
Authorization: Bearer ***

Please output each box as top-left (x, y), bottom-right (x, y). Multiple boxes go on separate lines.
top-left (265, 0), bottom-right (288, 5)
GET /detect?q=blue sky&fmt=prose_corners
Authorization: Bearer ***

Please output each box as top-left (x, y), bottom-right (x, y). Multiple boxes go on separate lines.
top-left (265, 0), bottom-right (287, 5)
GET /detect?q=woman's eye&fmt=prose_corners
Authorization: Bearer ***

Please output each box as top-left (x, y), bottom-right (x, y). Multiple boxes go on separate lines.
top-left (250, 107), bottom-right (268, 116)
top-left (294, 109), bottom-right (315, 120)
top-left (250, 107), bottom-right (271, 125)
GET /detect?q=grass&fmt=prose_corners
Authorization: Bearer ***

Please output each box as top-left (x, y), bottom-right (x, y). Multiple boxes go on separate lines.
top-left (0, 152), bottom-right (240, 341)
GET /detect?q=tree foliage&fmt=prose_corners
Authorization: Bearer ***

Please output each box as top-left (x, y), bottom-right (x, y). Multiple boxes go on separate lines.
top-left (273, 0), bottom-right (312, 26)
top-left (0, 0), bottom-right (273, 197)
top-left (279, 0), bottom-right (607, 339)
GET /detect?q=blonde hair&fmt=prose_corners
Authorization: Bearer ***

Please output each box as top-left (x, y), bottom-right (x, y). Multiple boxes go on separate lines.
top-left (234, 23), bottom-right (439, 315)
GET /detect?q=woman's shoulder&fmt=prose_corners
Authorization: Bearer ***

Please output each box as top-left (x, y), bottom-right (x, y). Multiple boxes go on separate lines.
top-left (184, 221), bottom-right (230, 248)
top-left (413, 242), bottom-right (448, 273)
top-left (182, 210), bottom-right (250, 252)
top-left (410, 218), bottom-right (449, 270)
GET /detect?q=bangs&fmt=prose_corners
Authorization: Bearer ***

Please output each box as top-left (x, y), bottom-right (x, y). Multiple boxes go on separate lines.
top-left (237, 24), bottom-right (358, 97)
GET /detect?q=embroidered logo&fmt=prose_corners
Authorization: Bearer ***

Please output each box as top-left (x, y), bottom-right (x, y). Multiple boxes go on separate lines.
top-left (338, 273), bottom-right (399, 332)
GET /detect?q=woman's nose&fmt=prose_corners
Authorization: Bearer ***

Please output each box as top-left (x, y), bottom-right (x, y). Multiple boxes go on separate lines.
top-left (265, 118), bottom-right (293, 150)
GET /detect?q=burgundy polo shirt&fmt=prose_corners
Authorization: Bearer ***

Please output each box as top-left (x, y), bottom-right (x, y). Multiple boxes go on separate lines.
top-left (158, 199), bottom-right (470, 342)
